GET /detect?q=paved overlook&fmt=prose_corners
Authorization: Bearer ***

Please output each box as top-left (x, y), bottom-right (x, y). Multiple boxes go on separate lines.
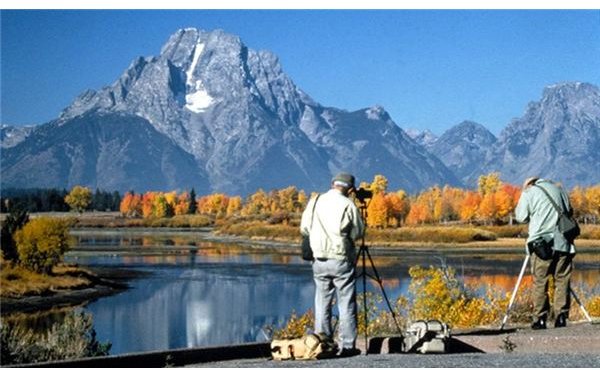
top-left (195, 322), bottom-right (600, 368)
top-left (24, 321), bottom-right (600, 367)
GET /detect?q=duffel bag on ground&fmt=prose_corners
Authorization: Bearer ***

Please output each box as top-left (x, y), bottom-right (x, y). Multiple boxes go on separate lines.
top-left (403, 320), bottom-right (450, 354)
top-left (271, 333), bottom-right (338, 360)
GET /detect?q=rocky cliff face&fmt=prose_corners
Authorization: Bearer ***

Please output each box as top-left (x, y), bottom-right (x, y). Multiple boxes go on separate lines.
top-left (1, 113), bottom-right (208, 192)
top-left (2, 28), bottom-right (460, 194)
top-left (429, 120), bottom-right (497, 185)
top-left (300, 105), bottom-right (459, 192)
top-left (483, 82), bottom-right (600, 188)
top-left (405, 128), bottom-right (438, 149)
top-left (1, 125), bottom-right (36, 149)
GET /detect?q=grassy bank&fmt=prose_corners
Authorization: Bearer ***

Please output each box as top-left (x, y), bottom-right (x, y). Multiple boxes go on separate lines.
top-left (215, 219), bottom-right (600, 247)
top-left (0, 212), bottom-right (214, 229)
top-left (4, 211), bottom-right (600, 247)
top-left (0, 263), bottom-right (100, 299)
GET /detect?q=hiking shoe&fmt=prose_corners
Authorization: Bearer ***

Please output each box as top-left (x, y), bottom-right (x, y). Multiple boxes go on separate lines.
top-left (554, 313), bottom-right (567, 328)
top-left (338, 348), bottom-right (361, 358)
top-left (531, 317), bottom-right (547, 330)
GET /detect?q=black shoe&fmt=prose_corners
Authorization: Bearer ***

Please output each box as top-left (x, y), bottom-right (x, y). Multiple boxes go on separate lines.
top-left (531, 317), bottom-right (547, 330)
top-left (554, 313), bottom-right (567, 328)
top-left (338, 348), bottom-right (361, 358)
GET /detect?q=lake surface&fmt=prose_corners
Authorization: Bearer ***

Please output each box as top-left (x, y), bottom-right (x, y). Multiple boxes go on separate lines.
top-left (53, 229), bottom-right (600, 355)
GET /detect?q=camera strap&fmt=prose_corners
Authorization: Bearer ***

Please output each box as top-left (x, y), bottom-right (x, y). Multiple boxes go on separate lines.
top-left (313, 200), bottom-right (333, 245)
top-left (533, 184), bottom-right (568, 217)
top-left (309, 194), bottom-right (321, 231)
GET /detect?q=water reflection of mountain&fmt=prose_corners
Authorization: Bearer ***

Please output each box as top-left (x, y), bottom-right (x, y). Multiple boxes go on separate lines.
top-left (86, 264), bottom-right (315, 354)
top-left (74, 230), bottom-right (600, 355)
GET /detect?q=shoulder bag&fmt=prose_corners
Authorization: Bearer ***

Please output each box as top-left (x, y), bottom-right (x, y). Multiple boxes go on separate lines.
top-left (534, 184), bottom-right (580, 243)
top-left (301, 194), bottom-right (321, 261)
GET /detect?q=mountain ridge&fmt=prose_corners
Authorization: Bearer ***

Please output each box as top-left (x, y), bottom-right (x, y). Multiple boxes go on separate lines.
top-left (1, 27), bottom-right (460, 194)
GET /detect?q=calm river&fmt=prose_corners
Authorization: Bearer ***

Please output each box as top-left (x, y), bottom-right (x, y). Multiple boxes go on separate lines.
top-left (60, 228), bottom-right (599, 355)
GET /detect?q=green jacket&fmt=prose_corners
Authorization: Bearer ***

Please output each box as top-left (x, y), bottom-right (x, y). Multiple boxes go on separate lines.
top-left (515, 179), bottom-right (575, 254)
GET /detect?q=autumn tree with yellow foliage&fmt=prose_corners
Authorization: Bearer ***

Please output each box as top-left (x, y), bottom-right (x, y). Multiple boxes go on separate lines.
top-left (64, 186), bottom-right (92, 213)
top-left (14, 217), bottom-right (72, 274)
top-left (115, 174), bottom-right (598, 228)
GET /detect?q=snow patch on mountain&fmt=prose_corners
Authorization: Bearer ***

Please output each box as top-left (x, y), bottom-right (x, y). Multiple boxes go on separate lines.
top-left (184, 42), bottom-right (214, 113)
top-left (186, 42), bottom-right (204, 84)
top-left (185, 81), bottom-right (214, 113)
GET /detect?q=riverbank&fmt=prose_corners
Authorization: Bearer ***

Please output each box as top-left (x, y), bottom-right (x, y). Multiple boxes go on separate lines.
top-left (4, 223), bottom-right (599, 316)
top-left (205, 229), bottom-right (600, 252)
top-left (0, 264), bottom-right (141, 314)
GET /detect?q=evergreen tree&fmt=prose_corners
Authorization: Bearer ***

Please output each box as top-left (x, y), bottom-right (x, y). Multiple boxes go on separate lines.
top-left (1, 208), bottom-right (29, 262)
top-left (111, 191), bottom-right (121, 211)
top-left (189, 188), bottom-right (197, 214)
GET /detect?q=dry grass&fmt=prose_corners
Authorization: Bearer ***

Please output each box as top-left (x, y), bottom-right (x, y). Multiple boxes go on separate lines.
top-left (216, 219), bottom-right (600, 249)
top-left (217, 222), bottom-right (498, 244)
top-left (0, 263), bottom-right (95, 298)
top-left (580, 224), bottom-right (600, 240)
top-left (70, 214), bottom-right (213, 228)
top-left (368, 226), bottom-right (497, 243)
top-left (216, 221), bottom-right (299, 241)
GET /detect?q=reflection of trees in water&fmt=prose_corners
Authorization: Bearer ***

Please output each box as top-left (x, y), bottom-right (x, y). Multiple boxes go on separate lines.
top-left (69, 230), bottom-right (600, 354)
top-left (463, 270), bottom-right (599, 292)
top-left (85, 267), bottom-right (314, 354)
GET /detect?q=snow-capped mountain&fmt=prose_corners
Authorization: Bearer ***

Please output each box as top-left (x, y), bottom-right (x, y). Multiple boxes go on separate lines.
top-left (482, 82), bottom-right (600, 189)
top-left (428, 121), bottom-right (497, 185)
top-left (1, 28), bottom-right (460, 194)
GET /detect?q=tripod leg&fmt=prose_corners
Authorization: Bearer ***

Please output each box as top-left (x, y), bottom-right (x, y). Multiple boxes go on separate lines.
top-left (570, 288), bottom-right (593, 323)
top-left (362, 247), bottom-right (369, 353)
top-left (364, 247), bottom-right (403, 334)
top-left (500, 254), bottom-right (530, 330)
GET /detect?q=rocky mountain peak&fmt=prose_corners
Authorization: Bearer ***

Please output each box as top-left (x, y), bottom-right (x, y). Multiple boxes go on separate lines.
top-left (542, 81), bottom-right (598, 100)
top-left (485, 81), bottom-right (600, 189)
top-left (445, 120), bottom-right (497, 144)
top-left (428, 120), bottom-right (496, 185)
top-left (365, 105), bottom-right (391, 121)
top-left (405, 128), bottom-right (438, 148)
top-left (2, 27), bottom-right (466, 194)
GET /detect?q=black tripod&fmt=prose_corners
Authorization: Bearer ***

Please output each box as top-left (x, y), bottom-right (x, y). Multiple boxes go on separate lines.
top-left (354, 200), bottom-right (402, 354)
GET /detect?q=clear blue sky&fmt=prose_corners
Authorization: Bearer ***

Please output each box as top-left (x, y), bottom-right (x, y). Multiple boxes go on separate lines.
top-left (1, 10), bottom-right (599, 135)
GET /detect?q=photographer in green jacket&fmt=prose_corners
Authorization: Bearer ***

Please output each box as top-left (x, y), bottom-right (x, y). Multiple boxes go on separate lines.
top-left (515, 177), bottom-right (575, 330)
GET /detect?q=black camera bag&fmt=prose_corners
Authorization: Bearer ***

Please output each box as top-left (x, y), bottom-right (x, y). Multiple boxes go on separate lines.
top-left (528, 238), bottom-right (554, 260)
top-left (301, 235), bottom-right (313, 261)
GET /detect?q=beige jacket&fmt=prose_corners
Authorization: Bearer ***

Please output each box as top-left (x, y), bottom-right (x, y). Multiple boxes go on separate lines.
top-left (300, 189), bottom-right (365, 261)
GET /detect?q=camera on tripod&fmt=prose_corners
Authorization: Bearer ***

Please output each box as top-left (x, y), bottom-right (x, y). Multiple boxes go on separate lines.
top-left (354, 187), bottom-right (373, 203)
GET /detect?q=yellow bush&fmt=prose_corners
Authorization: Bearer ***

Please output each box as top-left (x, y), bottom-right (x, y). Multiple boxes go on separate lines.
top-left (64, 186), bottom-right (92, 213)
top-left (586, 296), bottom-right (600, 317)
top-left (408, 266), bottom-right (502, 328)
top-left (14, 217), bottom-right (72, 274)
top-left (271, 310), bottom-right (314, 339)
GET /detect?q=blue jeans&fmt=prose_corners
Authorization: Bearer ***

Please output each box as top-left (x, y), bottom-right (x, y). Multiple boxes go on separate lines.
top-left (312, 258), bottom-right (357, 349)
